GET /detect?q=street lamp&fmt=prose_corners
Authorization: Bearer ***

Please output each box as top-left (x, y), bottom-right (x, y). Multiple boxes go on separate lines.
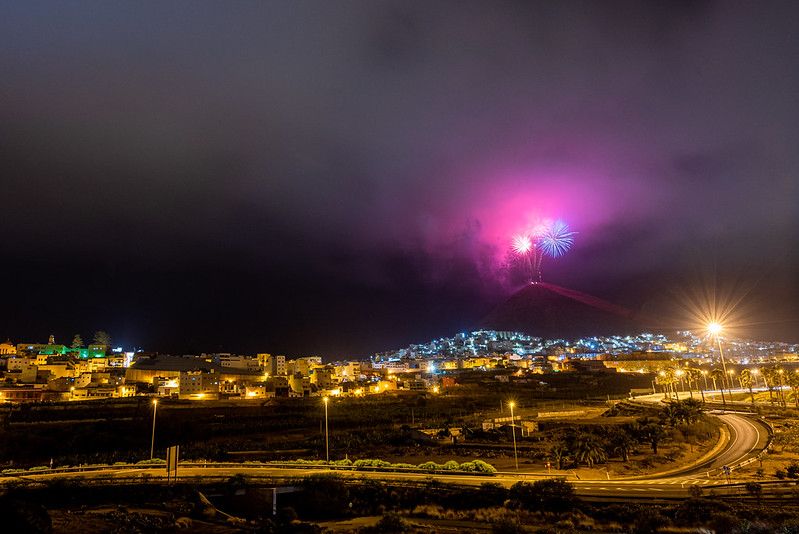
top-left (708, 322), bottom-right (731, 406)
top-left (150, 399), bottom-right (158, 460)
top-left (323, 397), bottom-right (330, 463)
top-left (508, 401), bottom-right (518, 471)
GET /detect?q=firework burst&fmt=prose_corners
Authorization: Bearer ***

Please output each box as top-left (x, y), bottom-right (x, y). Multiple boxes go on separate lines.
top-left (510, 219), bottom-right (576, 282)
top-left (512, 234), bottom-right (533, 254)
top-left (539, 220), bottom-right (575, 257)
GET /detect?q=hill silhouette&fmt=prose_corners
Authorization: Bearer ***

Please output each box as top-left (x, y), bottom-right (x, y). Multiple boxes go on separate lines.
top-left (480, 282), bottom-right (644, 339)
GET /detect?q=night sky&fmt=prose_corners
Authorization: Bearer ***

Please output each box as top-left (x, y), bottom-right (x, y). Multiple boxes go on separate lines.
top-left (2, 1), bottom-right (798, 357)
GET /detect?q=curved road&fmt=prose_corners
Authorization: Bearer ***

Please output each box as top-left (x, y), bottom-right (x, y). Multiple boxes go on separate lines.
top-left (0, 413), bottom-right (769, 500)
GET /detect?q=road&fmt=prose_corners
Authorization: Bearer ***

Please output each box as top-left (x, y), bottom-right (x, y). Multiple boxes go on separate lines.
top-left (2, 461), bottom-right (771, 501)
top-left (0, 410), bottom-right (770, 501)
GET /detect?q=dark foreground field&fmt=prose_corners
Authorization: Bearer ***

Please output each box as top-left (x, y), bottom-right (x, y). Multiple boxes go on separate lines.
top-left (0, 372), bottom-right (651, 470)
top-left (3, 474), bottom-right (799, 533)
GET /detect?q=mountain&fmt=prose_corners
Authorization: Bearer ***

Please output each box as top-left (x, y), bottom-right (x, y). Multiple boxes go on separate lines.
top-left (479, 282), bottom-right (646, 339)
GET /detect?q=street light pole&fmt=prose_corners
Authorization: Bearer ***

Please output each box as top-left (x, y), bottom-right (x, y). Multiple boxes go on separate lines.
top-left (708, 323), bottom-right (730, 407)
top-left (150, 399), bottom-right (158, 460)
top-left (323, 397), bottom-right (330, 463)
top-left (509, 401), bottom-right (518, 471)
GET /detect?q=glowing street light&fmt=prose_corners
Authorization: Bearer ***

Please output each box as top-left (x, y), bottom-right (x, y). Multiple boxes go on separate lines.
top-left (150, 399), bottom-right (158, 460)
top-left (323, 397), bottom-right (330, 463)
top-left (707, 322), bottom-right (730, 407)
top-left (508, 401), bottom-right (519, 471)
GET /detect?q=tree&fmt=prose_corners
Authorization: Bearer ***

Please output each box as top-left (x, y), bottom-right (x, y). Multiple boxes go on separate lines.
top-left (786, 371), bottom-right (799, 409)
top-left (71, 334), bottom-right (83, 349)
top-left (661, 399), bottom-right (703, 426)
top-left (710, 369), bottom-right (728, 406)
top-left (92, 330), bottom-right (111, 347)
top-left (610, 429), bottom-right (637, 462)
top-left (657, 369), bottom-right (677, 399)
top-left (739, 368), bottom-right (755, 406)
top-left (571, 433), bottom-right (607, 467)
top-left (685, 368), bottom-right (703, 401)
top-left (635, 421), bottom-right (666, 455)
top-left (549, 443), bottom-right (569, 470)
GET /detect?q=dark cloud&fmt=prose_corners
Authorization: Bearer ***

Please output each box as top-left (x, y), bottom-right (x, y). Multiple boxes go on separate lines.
top-left (1, 1), bottom-right (797, 355)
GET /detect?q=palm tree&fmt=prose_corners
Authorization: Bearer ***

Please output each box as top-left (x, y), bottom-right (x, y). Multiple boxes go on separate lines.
top-left (740, 369), bottom-right (755, 407)
top-left (765, 367), bottom-right (787, 407)
top-left (635, 420), bottom-right (667, 455)
top-left (710, 368), bottom-right (727, 407)
top-left (571, 433), bottom-right (607, 468)
top-left (776, 368), bottom-right (788, 408)
top-left (610, 429), bottom-right (637, 462)
top-left (549, 443), bottom-right (569, 470)
top-left (686, 368), bottom-right (704, 402)
top-left (762, 367), bottom-right (776, 405)
top-left (657, 369), bottom-right (678, 399)
top-left (787, 371), bottom-right (799, 409)
top-left (662, 399), bottom-right (703, 426)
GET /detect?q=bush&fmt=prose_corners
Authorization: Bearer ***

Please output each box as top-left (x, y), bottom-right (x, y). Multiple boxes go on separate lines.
top-left (673, 499), bottom-right (732, 527)
top-left (470, 460), bottom-right (497, 473)
top-left (632, 507), bottom-right (668, 534)
top-left (509, 479), bottom-right (579, 513)
top-left (491, 518), bottom-right (529, 533)
top-left (417, 461), bottom-right (442, 471)
top-left (353, 459), bottom-right (391, 469)
top-left (476, 483), bottom-right (508, 507)
top-left (299, 475), bottom-right (351, 519)
top-left (136, 458), bottom-right (166, 465)
top-left (362, 513), bottom-right (411, 533)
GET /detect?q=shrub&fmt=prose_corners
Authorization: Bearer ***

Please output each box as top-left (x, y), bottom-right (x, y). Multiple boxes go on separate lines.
top-left (632, 507), bottom-right (668, 534)
top-left (136, 458), bottom-right (166, 465)
top-left (471, 460), bottom-right (497, 473)
top-left (509, 479), bottom-right (579, 513)
top-left (353, 459), bottom-right (391, 469)
top-left (417, 462), bottom-right (442, 471)
top-left (365, 513), bottom-right (410, 533)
